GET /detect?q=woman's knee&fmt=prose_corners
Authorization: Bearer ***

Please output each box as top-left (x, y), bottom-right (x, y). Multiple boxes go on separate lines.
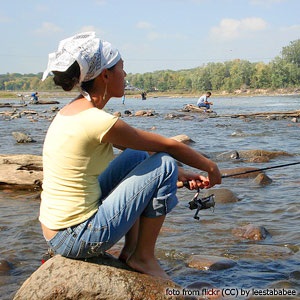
top-left (122, 148), bottom-right (149, 162)
top-left (153, 152), bottom-right (178, 176)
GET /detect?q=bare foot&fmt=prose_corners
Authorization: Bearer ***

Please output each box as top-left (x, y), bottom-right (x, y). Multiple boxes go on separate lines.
top-left (119, 246), bottom-right (135, 263)
top-left (118, 250), bottom-right (130, 263)
top-left (126, 254), bottom-right (170, 280)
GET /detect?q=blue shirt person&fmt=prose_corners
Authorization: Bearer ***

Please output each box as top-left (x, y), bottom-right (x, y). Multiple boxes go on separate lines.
top-left (197, 92), bottom-right (212, 109)
top-left (30, 92), bottom-right (39, 104)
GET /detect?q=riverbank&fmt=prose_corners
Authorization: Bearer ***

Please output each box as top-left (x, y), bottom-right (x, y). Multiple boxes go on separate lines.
top-left (1, 87), bottom-right (300, 101)
top-left (1, 96), bottom-right (299, 299)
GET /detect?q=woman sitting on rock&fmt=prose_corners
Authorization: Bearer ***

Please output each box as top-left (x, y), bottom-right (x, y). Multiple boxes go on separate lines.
top-left (39, 32), bottom-right (222, 279)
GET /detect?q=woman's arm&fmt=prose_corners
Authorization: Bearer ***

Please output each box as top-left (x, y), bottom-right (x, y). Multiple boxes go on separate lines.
top-left (103, 119), bottom-right (221, 187)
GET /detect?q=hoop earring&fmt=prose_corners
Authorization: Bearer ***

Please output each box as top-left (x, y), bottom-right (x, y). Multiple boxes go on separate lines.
top-left (103, 84), bottom-right (107, 101)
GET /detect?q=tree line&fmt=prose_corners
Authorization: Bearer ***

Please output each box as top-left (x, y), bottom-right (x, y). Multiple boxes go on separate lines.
top-left (1, 39), bottom-right (299, 94)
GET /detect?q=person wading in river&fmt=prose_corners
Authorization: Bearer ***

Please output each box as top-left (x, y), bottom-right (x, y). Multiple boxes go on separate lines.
top-left (39, 32), bottom-right (222, 279)
top-left (197, 91), bottom-right (213, 110)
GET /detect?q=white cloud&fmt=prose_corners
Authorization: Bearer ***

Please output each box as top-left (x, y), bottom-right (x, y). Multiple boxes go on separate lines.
top-left (34, 22), bottom-right (62, 35)
top-left (210, 17), bottom-right (268, 40)
top-left (136, 21), bottom-right (154, 30)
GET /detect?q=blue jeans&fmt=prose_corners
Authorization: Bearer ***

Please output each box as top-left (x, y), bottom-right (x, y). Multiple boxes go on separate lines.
top-left (198, 103), bottom-right (210, 109)
top-left (46, 149), bottom-right (179, 258)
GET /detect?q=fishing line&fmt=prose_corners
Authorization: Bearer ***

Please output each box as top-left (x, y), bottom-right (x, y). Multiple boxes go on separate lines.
top-left (221, 161), bottom-right (300, 178)
top-left (177, 161), bottom-right (300, 188)
top-left (179, 161), bottom-right (300, 220)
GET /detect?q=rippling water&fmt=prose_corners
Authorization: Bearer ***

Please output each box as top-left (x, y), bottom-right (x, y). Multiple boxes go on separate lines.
top-left (0, 95), bottom-right (299, 299)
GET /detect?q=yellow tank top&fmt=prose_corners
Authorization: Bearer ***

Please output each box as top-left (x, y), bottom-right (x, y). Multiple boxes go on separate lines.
top-left (39, 108), bottom-right (118, 230)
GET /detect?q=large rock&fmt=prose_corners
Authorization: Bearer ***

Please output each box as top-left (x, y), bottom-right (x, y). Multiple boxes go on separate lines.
top-left (221, 167), bottom-right (263, 179)
top-left (0, 154), bottom-right (43, 190)
top-left (187, 255), bottom-right (236, 271)
top-left (253, 173), bottom-right (272, 185)
top-left (238, 149), bottom-right (292, 159)
top-left (170, 134), bottom-right (194, 144)
top-left (14, 254), bottom-right (183, 300)
top-left (232, 224), bottom-right (270, 241)
top-left (12, 132), bottom-right (36, 143)
top-left (204, 188), bottom-right (240, 204)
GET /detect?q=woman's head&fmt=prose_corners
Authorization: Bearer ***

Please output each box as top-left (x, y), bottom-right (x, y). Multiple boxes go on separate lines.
top-left (43, 32), bottom-right (122, 99)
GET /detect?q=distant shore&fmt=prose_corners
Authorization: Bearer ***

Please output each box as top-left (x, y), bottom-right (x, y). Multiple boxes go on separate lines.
top-left (0, 87), bottom-right (299, 101)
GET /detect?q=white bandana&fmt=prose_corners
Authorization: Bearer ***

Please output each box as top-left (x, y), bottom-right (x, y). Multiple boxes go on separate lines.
top-left (42, 31), bottom-right (121, 100)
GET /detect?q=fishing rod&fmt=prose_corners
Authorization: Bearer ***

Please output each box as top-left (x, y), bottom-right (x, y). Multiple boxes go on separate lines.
top-left (177, 161), bottom-right (300, 220)
top-left (221, 161), bottom-right (300, 178)
top-left (177, 161), bottom-right (300, 188)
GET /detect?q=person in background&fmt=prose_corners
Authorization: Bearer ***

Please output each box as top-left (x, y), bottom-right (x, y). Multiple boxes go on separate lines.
top-left (30, 92), bottom-right (39, 104)
top-left (39, 32), bottom-right (222, 279)
top-left (141, 91), bottom-right (147, 100)
top-left (197, 91), bottom-right (212, 109)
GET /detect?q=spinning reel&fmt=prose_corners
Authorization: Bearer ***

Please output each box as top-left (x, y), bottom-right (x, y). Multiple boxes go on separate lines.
top-left (188, 189), bottom-right (215, 220)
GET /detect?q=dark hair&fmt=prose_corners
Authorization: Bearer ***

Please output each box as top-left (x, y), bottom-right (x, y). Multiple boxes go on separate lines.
top-left (52, 61), bottom-right (116, 92)
top-left (52, 61), bottom-right (80, 91)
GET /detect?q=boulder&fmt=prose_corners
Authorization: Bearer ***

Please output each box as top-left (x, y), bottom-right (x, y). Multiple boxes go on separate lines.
top-left (204, 188), bottom-right (240, 204)
top-left (170, 134), bottom-right (194, 144)
top-left (0, 154), bottom-right (43, 190)
top-left (124, 110), bottom-right (132, 115)
top-left (12, 132), bottom-right (36, 143)
top-left (221, 167), bottom-right (263, 179)
top-left (182, 104), bottom-right (207, 113)
top-left (253, 173), bottom-right (272, 185)
top-left (34, 100), bottom-right (60, 105)
top-left (113, 111), bottom-right (122, 117)
top-left (232, 224), bottom-right (270, 241)
top-left (238, 149), bottom-right (292, 159)
top-left (249, 155), bottom-right (270, 163)
top-left (0, 259), bottom-right (12, 272)
top-left (187, 255), bottom-right (236, 271)
top-left (135, 110), bottom-right (155, 117)
top-left (14, 254), bottom-right (182, 300)
top-left (291, 117), bottom-right (298, 123)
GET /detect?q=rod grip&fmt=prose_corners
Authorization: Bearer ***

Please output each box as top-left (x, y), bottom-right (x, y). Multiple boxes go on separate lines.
top-left (176, 181), bottom-right (190, 188)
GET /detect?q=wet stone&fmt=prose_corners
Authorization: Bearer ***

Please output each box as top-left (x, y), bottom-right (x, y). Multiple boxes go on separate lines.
top-left (204, 188), bottom-right (240, 204)
top-left (232, 224), bottom-right (270, 241)
top-left (187, 254), bottom-right (236, 271)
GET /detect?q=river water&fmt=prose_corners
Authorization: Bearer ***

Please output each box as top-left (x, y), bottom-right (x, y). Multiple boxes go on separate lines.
top-left (0, 95), bottom-right (299, 299)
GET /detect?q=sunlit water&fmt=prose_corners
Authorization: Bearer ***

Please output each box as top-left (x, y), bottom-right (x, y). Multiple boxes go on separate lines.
top-left (0, 95), bottom-right (299, 299)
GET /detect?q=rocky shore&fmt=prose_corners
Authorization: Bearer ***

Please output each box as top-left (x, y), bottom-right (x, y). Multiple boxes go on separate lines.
top-left (6, 147), bottom-right (295, 299)
top-left (1, 95), bottom-right (299, 299)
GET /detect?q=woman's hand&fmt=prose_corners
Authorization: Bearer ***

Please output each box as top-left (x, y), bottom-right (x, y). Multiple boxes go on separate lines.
top-left (177, 166), bottom-right (221, 190)
top-left (177, 168), bottom-right (209, 190)
top-left (206, 162), bottom-right (222, 188)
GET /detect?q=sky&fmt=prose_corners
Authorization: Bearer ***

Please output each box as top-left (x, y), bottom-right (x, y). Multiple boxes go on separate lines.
top-left (0, 0), bottom-right (299, 75)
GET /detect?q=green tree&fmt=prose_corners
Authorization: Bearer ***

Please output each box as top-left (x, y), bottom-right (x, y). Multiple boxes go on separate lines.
top-left (270, 57), bottom-right (290, 88)
top-left (1, 39), bottom-right (299, 93)
top-left (281, 39), bottom-right (300, 67)
top-left (251, 62), bottom-right (271, 89)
